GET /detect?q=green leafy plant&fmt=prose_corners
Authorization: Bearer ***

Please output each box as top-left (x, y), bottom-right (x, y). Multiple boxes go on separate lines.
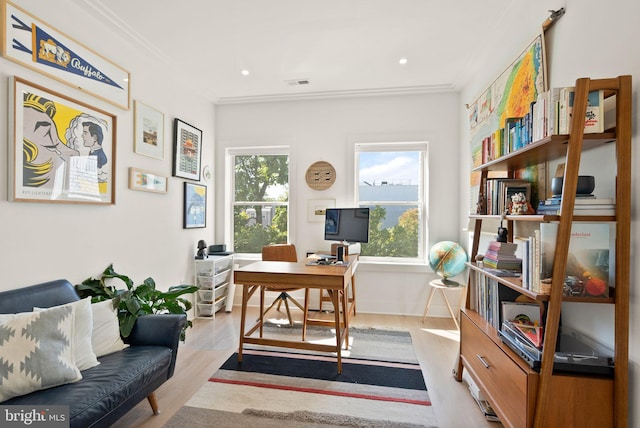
top-left (75, 264), bottom-right (199, 341)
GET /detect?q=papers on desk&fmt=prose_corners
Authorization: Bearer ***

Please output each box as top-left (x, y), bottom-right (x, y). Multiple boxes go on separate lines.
top-left (305, 254), bottom-right (349, 267)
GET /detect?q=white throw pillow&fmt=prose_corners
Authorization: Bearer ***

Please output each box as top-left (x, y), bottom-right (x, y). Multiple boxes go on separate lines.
top-left (90, 299), bottom-right (126, 357)
top-left (34, 297), bottom-right (100, 371)
top-left (0, 305), bottom-right (82, 402)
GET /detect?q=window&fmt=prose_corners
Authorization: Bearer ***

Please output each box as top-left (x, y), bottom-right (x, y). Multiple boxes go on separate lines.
top-left (355, 142), bottom-right (428, 262)
top-left (227, 147), bottom-right (289, 254)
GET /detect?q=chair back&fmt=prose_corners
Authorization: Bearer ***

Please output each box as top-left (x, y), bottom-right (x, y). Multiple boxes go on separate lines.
top-left (262, 244), bottom-right (298, 262)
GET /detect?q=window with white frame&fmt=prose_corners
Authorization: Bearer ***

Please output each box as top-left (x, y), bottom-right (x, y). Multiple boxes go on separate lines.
top-left (355, 142), bottom-right (428, 262)
top-left (227, 147), bottom-right (289, 254)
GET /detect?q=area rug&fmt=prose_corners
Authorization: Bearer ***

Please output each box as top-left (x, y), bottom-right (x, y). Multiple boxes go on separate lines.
top-left (165, 328), bottom-right (438, 427)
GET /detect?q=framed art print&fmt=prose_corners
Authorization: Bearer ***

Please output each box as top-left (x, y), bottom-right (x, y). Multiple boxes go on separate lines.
top-left (173, 118), bottom-right (202, 181)
top-left (3, 1), bottom-right (131, 109)
top-left (128, 168), bottom-right (167, 193)
top-left (134, 101), bottom-right (164, 159)
top-left (183, 182), bottom-right (206, 229)
top-left (8, 76), bottom-right (116, 204)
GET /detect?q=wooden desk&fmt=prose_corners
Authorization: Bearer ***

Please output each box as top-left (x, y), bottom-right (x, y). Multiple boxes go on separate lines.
top-left (234, 256), bottom-right (357, 373)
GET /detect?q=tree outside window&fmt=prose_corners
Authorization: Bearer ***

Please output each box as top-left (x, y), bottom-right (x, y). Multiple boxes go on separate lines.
top-left (232, 153), bottom-right (289, 253)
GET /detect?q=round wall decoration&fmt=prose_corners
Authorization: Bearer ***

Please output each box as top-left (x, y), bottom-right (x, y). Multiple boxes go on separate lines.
top-left (305, 161), bottom-right (336, 190)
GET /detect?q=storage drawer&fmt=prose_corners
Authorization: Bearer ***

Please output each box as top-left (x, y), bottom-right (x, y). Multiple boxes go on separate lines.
top-left (461, 313), bottom-right (535, 428)
top-left (214, 269), bottom-right (231, 287)
top-left (214, 257), bottom-right (232, 273)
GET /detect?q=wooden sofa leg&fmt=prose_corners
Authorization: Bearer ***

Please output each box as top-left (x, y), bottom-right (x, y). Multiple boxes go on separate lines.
top-left (147, 392), bottom-right (160, 415)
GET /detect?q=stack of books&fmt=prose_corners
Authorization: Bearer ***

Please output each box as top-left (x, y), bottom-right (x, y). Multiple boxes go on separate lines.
top-left (536, 195), bottom-right (615, 216)
top-left (483, 241), bottom-right (522, 271)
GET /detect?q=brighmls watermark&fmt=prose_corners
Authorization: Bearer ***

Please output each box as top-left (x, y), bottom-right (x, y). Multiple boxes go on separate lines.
top-left (1, 406), bottom-right (69, 427)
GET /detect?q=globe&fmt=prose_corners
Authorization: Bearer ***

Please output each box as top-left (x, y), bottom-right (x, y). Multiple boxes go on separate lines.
top-left (429, 241), bottom-right (468, 283)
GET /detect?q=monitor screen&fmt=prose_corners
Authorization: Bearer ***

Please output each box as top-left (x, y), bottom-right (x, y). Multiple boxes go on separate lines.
top-left (324, 208), bottom-right (370, 243)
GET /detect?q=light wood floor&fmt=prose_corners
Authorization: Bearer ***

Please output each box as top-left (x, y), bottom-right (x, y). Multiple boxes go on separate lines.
top-left (112, 306), bottom-right (502, 428)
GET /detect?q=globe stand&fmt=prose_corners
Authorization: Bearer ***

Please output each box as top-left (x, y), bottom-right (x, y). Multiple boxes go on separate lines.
top-left (421, 277), bottom-right (466, 330)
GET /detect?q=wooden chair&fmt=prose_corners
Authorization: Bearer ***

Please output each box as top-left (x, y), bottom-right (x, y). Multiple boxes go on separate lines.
top-left (260, 244), bottom-right (305, 327)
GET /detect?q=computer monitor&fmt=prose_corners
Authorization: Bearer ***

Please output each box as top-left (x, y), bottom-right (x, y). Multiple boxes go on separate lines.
top-left (324, 207), bottom-right (370, 244)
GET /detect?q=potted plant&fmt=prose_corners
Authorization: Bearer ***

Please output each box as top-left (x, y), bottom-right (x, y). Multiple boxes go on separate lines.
top-left (76, 264), bottom-right (199, 341)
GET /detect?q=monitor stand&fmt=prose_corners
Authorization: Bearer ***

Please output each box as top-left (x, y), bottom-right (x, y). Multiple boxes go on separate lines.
top-left (331, 242), bottom-right (361, 256)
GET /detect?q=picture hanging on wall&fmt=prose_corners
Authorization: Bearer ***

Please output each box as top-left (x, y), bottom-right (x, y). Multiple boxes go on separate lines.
top-left (134, 101), bottom-right (164, 159)
top-left (128, 167), bottom-right (168, 193)
top-left (8, 76), bottom-right (116, 204)
top-left (184, 182), bottom-right (207, 229)
top-left (2, 1), bottom-right (131, 110)
top-left (172, 118), bottom-right (202, 181)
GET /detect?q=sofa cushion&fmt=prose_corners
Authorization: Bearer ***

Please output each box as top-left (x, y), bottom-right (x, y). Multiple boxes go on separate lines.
top-left (0, 305), bottom-right (82, 402)
top-left (35, 297), bottom-right (100, 371)
top-left (91, 300), bottom-right (126, 357)
top-left (4, 346), bottom-right (172, 427)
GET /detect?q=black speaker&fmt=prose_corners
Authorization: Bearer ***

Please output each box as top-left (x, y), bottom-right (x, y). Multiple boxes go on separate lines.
top-left (208, 244), bottom-right (227, 254)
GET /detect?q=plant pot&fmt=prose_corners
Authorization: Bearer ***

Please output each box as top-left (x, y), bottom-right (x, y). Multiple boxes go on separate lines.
top-left (551, 175), bottom-right (595, 196)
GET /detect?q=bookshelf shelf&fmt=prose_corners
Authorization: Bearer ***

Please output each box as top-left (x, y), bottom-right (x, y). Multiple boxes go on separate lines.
top-left (458, 76), bottom-right (631, 428)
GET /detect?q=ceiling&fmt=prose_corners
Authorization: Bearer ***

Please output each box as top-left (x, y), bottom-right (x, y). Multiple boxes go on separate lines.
top-left (72, 0), bottom-right (564, 104)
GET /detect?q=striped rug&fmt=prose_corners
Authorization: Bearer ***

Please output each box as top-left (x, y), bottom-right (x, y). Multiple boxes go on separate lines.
top-left (169, 328), bottom-right (439, 427)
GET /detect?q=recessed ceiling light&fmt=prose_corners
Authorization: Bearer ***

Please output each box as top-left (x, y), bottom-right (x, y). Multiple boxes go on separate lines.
top-left (241, 69), bottom-right (250, 76)
top-left (399, 57), bottom-right (408, 65)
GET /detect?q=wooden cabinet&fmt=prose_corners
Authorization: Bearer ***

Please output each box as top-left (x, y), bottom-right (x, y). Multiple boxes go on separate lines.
top-left (194, 254), bottom-right (234, 318)
top-left (457, 76), bottom-right (631, 428)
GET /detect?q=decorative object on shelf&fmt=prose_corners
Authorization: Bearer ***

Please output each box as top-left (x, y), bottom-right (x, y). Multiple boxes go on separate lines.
top-left (508, 192), bottom-right (534, 214)
top-left (128, 168), bottom-right (168, 193)
top-left (428, 241), bottom-right (468, 284)
top-left (173, 118), bottom-right (203, 181)
top-left (9, 76), bottom-right (116, 204)
top-left (550, 175), bottom-right (595, 196)
top-left (134, 101), bottom-right (164, 159)
top-left (305, 161), bottom-right (336, 190)
top-left (183, 182), bottom-right (207, 229)
top-left (202, 165), bottom-right (212, 182)
top-left (196, 240), bottom-right (208, 259)
top-left (75, 264), bottom-right (198, 341)
top-left (496, 213), bottom-right (508, 243)
top-left (3, 1), bottom-right (131, 109)
top-left (307, 198), bottom-right (336, 222)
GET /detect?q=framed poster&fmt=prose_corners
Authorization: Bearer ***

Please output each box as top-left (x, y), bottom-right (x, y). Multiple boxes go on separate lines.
top-left (183, 182), bottom-right (207, 229)
top-left (8, 76), bottom-right (116, 204)
top-left (2, 1), bottom-right (131, 110)
top-left (128, 168), bottom-right (167, 193)
top-left (134, 101), bottom-right (164, 159)
top-left (173, 118), bottom-right (202, 181)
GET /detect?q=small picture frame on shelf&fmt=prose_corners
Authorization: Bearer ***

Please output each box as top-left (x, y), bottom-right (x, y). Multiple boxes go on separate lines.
top-left (183, 182), bottom-right (207, 229)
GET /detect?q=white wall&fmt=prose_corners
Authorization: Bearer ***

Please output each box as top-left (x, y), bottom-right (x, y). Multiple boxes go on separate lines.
top-left (215, 93), bottom-right (463, 315)
top-left (458, 1), bottom-right (640, 425)
top-left (0, 1), bottom-right (216, 293)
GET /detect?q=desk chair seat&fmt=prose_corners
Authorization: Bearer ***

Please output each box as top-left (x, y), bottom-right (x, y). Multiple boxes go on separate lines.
top-left (261, 244), bottom-right (304, 327)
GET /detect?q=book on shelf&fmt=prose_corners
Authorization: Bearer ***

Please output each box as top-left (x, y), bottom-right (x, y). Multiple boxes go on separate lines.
top-left (540, 222), bottom-right (615, 298)
top-left (559, 87), bottom-right (605, 134)
top-left (501, 302), bottom-right (543, 348)
top-left (471, 273), bottom-right (522, 329)
top-left (541, 196), bottom-right (614, 205)
top-left (536, 204), bottom-right (616, 216)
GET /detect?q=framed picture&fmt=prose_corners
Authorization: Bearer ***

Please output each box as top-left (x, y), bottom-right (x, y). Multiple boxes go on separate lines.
top-left (3, 1), bottom-right (131, 110)
top-left (134, 101), bottom-right (164, 159)
top-left (128, 168), bottom-right (168, 193)
top-left (307, 199), bottom-right (335, 222)
top-left (8, 76), bottom-right (116, 204)
top-left (173, 118), bottom-right (203, 181)
top-left (183, 182), bottom-right (207, 229)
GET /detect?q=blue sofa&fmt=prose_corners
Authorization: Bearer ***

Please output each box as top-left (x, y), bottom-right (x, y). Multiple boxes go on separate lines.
top-left (0, 279), bottom-right (187, 428)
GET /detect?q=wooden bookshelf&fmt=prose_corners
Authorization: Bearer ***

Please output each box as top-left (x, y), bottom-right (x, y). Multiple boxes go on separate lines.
top-left (457, 76), bottom-right (631, 428)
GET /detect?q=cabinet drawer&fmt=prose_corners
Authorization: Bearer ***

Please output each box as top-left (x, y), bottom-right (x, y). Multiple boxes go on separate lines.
top-left (461, 313), bottom-right (535, 428)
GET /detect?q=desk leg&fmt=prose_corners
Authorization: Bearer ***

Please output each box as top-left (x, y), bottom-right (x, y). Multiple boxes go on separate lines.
top-left (259, 286), bottom-right (265, 338)
top-left (341, 289), bottom-right (349, 347)
top-left (328, 290), bottom-right (342, 374)
top-left (238, 284), bottom-right (250, 363)
top-left (302, 288), bottom-right (309, 341)
top-left (351, 275), bottom-right (357, 316)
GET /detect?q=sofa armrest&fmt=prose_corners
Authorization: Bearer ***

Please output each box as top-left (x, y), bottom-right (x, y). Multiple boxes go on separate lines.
top-left (126, 313), bottom-right (187, 378)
